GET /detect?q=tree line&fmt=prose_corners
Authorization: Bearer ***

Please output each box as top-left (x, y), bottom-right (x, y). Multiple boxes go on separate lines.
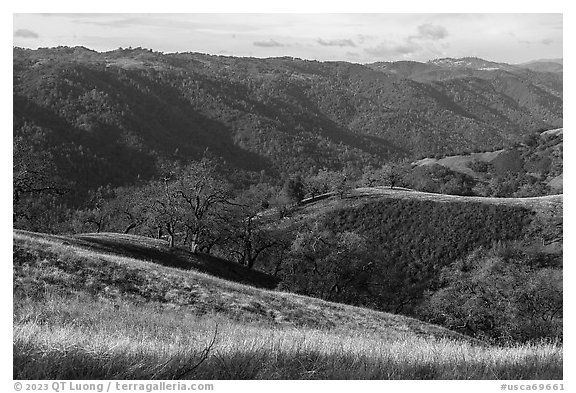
top-left (13, 151), bottom-right (562, 343)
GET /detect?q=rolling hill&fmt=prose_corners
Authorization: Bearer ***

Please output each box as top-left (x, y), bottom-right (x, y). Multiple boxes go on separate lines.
top-left (518, 59), bottom-right (563, 73)
top-left (13, 229), bottom-right (562, 379)
top-left (255, 187), bottom-right (562, 321)
top-left (13, 47), bottom-right (563, 207)
top-left (277, 186), bottom-right (562, 244)
top-left (413, 128), bottom-right (563, 191)
top-left (13, 229), bottom-right (467, 339)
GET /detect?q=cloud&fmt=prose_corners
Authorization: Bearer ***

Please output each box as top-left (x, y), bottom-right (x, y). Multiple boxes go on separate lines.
top-left (519, 38), bottom-right (554, 46)
top-left (82, 17), bottom-right (144, 29)
top-left (364, 37), bottom-right (445, 61)
top-left (14, 29), bottom-right (39, 39)
top-left (365, 41), bottom-right (419, 57)
top-left (253, 39), bottom-right (286, 47)
top-left (317, 38), bottom-right (356, 47)
top-left (355, 34), bottom-right (375, 44)
top-left (414, 24), bottom-right (448, 40)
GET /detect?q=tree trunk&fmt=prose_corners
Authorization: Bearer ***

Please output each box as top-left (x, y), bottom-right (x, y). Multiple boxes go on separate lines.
top-left (124, 223), bottom-right (137, 234)
top-left (273, 254), bottom-right (284, 277)
top-left (190, 233), bottom-right (200, 253)
top-left (166, 225), bottom-right (175, 248)
top-left (243, 241), bottom-right (252, 267)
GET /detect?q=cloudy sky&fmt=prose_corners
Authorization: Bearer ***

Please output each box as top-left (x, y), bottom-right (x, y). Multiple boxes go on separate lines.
top-left (13, 13), bottom-right (562, 64)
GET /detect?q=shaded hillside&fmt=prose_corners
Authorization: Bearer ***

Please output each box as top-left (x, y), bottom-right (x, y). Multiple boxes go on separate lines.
top-left (14, 47), bottom-right (562, 205)
top-left (259, 188), bottom-right (562, 319)
top-left (15, 230), bottom-right (278, 289)
top-left (13, 230), bottom-right (466, 340)
top-left (277, 187), bottom-right (562, 242)
top-left (368, 58), bottom-right (562, 137)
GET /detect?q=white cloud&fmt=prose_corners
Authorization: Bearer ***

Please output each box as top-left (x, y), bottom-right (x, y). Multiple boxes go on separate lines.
top-left (415, 24), bottom-right (448, 40)
top-left (253, 39), bottom-right (286, 48)
top-left (317, 38), bottom-right (356, 47)
top-left (11, 13), bottom-right (563, 64)
top-left (14, 29), bottom-right (39, 39)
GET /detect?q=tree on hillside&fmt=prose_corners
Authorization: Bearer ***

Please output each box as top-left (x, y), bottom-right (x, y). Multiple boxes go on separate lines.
top-left (91, 161), bottom-right (235, 251)
top-left (171, 159), bottom-right (235, 253)
top-left (304, 171), bottom-right (331, 200)
top-left (71, 186), bottom-right (115, 233)
top-left (269, 176), bottom-right (306, 219)
top-left (307, 169), bottom-right (353, 199)
top-left (488, 174), bottom-right (520, 197)
top-left (283, 223), bottom-right (374, 303)
top-left (405, 164), bottom-right (475, 195)
top-left (330, 170), bottom-right (354, 198)
top-left (226, 184), bottom-right (279, 269)
top-left (13, 135), bottom-right (68, 224)
top-left (419, 244), bottom-right (563, 343)
top-left (523, 132), bottom-right (540, 148)
top-left (144, 179), bottom-right (182, 248)
top-left (281, 176), bottom-right (305, 204)
top-left (380, 163), bottom-right (400, 189)
top-left (361, 162), bottom-right (409, 189)
top-left (106, 186), bottom-right (151, 234)
top-left (467, 160), bottom-right (492, 174)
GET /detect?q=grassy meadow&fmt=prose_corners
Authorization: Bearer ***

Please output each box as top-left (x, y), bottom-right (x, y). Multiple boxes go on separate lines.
top-left (13, 230), bottom-right (563, 380)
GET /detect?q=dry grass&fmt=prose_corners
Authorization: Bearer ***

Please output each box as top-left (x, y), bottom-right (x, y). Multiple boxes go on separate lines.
top-left (14, 294), bottom-right (562, 380)
top-left (13, 230), bottom-right (563, 380)
top-left (273, 187), bottom-right (562, 230)
top-left (13, 231), bottom-right (469, 339)
top-left (413, 150), bottom-right (506, 178)
top-left (16, 229), bottom-right (278, 289)
top-left (351, 187), bottom-right (563, 212)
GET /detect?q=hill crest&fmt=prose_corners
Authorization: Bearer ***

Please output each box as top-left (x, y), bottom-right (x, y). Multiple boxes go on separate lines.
top-left (13, 229), bottom-right (473, 342)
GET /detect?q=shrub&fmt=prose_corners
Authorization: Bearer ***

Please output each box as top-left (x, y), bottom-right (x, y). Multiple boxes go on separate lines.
top-left (418, 244), bottom-right (562, 344)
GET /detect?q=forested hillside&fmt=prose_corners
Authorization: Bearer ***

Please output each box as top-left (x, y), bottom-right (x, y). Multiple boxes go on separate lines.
top-left (413, 129), bottom-right (563, 196)
top-left (14, 47), bottom-right (562, 208)
top-left (259, 191), bottom-right (562, 343)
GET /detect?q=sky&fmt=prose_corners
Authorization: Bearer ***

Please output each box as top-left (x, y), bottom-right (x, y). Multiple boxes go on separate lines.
top-left (13, 13), bottom-right (563, 64)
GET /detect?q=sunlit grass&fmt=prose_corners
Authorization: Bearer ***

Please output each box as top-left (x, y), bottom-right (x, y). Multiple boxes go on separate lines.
top-left (13, 231), bottom-right (563, 380)
top-left (13, 231), bottom-right (467, 340)
top-left (14, 294), bottom-right (562, 380)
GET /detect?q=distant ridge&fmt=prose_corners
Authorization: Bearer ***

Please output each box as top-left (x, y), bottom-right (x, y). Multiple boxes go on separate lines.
top-left (14, 47), bottom-right (562, 207)
top-left (517, 59), bottom-right (563, 73)
top-left (522, 58), bottom-right (563, 65)
top-left (427, 56), bottom-right (516, 71)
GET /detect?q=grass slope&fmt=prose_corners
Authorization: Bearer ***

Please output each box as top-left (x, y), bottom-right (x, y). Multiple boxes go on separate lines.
top-left (13, 230), bottom-right (563, 379)
top-left (14, 230), bottom-right (466, 339)
top-left (413, 128), bottom-right (563, 183)
top-left (414, 150), bottom-right (505, 178)
top-left (352, 187), bottom-right (563, 213)
top-left (282, 187), bottom-right (562, 231)
top-left (16, 230), bottom-right (278, 289)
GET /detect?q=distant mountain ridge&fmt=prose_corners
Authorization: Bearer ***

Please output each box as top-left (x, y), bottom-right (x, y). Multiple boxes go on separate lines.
top-left (13, 47), bottom-right (562, 201)
top-left (517, 59), bottom-right (563, 73)
top-left (427, 57), bottom-right (517, 71)
top-left (521, 58), bottom-right (563, 65)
